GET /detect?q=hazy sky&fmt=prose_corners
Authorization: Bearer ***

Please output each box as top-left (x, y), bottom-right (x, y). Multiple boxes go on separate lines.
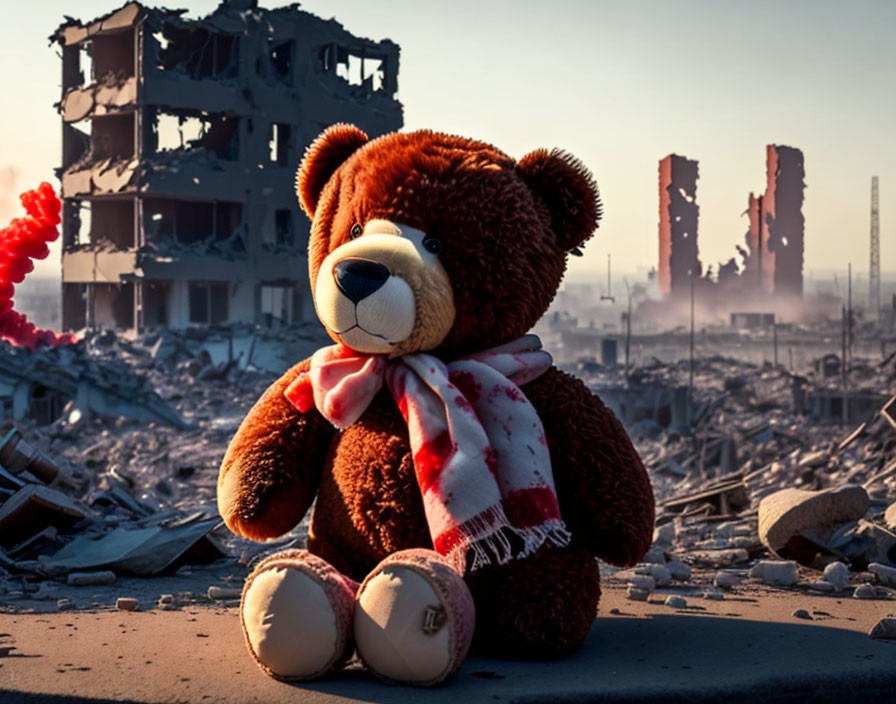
top-left (0, 0), bottom-right (893, 282)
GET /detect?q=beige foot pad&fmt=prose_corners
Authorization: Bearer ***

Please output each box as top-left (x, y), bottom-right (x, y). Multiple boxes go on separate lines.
top-left (240, 550), bottom-right (356, 681)
top-left (353, 549), bottom-right (475, 686)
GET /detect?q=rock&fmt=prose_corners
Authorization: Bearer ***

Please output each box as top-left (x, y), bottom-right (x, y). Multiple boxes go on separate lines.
top-left (158, 594), bottom-right (177, 610)
top-left (56, 598), bottom-right (75, 611)
top-left (664, 596), bottom-right (687, 608)
top-left (636, 564), bottom-right (671, 586)
top-left (808, 580), bottom-right (835, 592)
top-left (714, 570), bottom-right (743, 589)
top-left (869, 617), bottom-right (896, 641)
top-left (691, 548), bottom-right (750, 566)
top-left (757, 485), bottom-right (870, 559)
top-left (641, 545), bottom-right (667, 564)
top-left (626, 586), bottom-right (649, 601)
top-left (207, 585), bottom-right (242, 600)
top-left (626, 575), bottom-right (656, 592)
top-left (885, 502), bottom-right (896, 531)
top-left (822, 562), bottom-right (849, 590)
top-left (868, 562), bottom-right (896, 587)
top-left (853, 584), bottom-right (876, 599)
top-left (116, 597), bottom-right (139, 611)
top-left (32, 583), bottom-right (61, 601)
top-left (653, 523), bottom-right (675, 546)
top-left (667, 558), bottom-right (692, 581)
top-left (792, 608), bottom-right (812, 620)
top-left (67, 571), bottom-right (117, 587)
top-left (749, 560), bottom-right (798, 586)
top-left (703, 589), bottom-right (724, 600)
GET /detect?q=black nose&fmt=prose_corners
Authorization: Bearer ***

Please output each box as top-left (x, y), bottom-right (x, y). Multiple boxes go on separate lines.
top-left (333, 258), bottom-right (391, 304)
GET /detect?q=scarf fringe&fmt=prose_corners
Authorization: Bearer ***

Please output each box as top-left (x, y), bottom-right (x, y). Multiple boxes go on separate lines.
top-left (444, 511), bottom-right (573, 574)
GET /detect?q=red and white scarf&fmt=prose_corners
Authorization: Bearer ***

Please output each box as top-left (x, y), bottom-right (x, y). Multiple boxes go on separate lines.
top-left (284, 334), bottom-right (571, 572)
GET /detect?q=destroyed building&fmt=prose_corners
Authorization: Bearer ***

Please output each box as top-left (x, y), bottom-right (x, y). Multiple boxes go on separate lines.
top-left (55, 1), bottom-right (402, 333)
top-left (652, 145), bottom-right (806, 322)
top-left (658, 154), bottom-right (701, 299)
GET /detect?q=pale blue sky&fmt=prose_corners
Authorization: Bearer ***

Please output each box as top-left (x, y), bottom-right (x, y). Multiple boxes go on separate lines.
top-left (1, 0), bottom-right (893, 282)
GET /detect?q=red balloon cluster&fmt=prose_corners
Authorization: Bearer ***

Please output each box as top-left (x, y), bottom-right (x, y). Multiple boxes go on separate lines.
top-left (0, 182), bottom-right (77, 348)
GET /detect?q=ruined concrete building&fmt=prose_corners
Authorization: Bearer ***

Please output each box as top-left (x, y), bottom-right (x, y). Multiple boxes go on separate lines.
top-left (54, 1), bottom-right (402, 333)
top-left (658, 154), bottom-right (701, 299)
top-left (656, 145), bottom-right (806, 312)
top-left (744, 146), bottom-right (806, 299)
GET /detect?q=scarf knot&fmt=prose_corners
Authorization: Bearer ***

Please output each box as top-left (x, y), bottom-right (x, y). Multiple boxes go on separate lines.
top-left (285, 334), bottom-right (571, 572)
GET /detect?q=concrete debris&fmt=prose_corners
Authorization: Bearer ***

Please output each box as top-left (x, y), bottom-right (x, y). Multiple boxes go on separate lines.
top-left (886, 502), bottom-right (896, 531)
top-left (852, 584), bottom-right (877, 599)
top-left (626, 575), bottom-right (656, 593)
top-left (207, 585), bottom-right (242, 600)
top-left (807, 580), bottom-right (836, 592)
top-left (713, 570), bottom-right (743, 589)
top-left (823, 561), bottom-right (850, 590)
top-left (56, 598), bottom-right (75, 611)
top-left (116, 597), bottom-right (139, 611)
top-left (634, 564), bottom-right (672, 586)
top-left (626, 586), bottom-right (649, 602)
top-left (869, 617), bottom-right (896, 641)
top-left (67, 571), bottom-right (117, 586)
top-left (664, 596), bottom-right (688, 609)
top-left (868, 562), bottom-right (896, 587)
top-left (666, 558), bottom-right (692, 581)
top-left (703, 589), bottom-right (724, 600)
top-left (749, 560), bottom-right (798, 586)
top-left (792, 609), bottom-right (812, 620)
top-left (758, 485), bottom-right (871, 560)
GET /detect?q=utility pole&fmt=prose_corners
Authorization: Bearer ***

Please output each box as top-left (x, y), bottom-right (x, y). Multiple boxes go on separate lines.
top-left (841, 305), bottom-right (848, 425)
top-left (600, 253), bottom-right (615, 303)
top-left (623, 279), bottom-right (632, 382)
top-left (773, 319), bottom-right (778, 367)
top-left (870, 176), bottom-right (880, 324)
top-left (848, 262), bottom-right (853, 363)
top-left (688, 279), bottom-right (695, 423)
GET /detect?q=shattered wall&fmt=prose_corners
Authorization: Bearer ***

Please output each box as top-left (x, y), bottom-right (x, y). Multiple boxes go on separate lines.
top-left (658, 155), bottom-right (701, 298)
top-left (764, 145), bottom-right (805, 300)
top-left (54, 0), bottom-right (403, 333)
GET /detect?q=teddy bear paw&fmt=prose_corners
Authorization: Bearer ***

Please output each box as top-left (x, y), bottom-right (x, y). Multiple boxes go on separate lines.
top-left (240, 550), bottom-right (357, 680)
top-left (353, 549), bottom-right (475, 686)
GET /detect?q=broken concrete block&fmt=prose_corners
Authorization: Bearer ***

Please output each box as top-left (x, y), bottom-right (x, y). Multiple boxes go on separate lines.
top-left (703, 589), bottom-right (724, 600)
top-left (56, 598), bottom-right (74, 611)
top-left (713, 570), bottom-right (743, 589)
top-left (868, 562), bottom-right (896, 587)
top-left (852, 584), bottom-right (876, 599)
top-left (822, 561), bottom-right (849, 590)
top-left (792, 609), bottom-right (812, 620)
top-left (626, 586), bottom-right (649, 601)
top-left (67, 571), bottom-right (116, 587)
top-left (749, 560), bottom-right (798, 586)
top-left (664, 596), bottom-right (687, 608)
top-left (641, 545), bottom-right (667, 564)
top-left (116, 597), bottom-right (139, 611)
top-left (207, 585), bottom-right (242, 600)
top-left (667, 558), bottom-right (692, 581)
top-left (635, 564), bottom-right (671, 586)
top-left (869, 617), bottom-right (896, 641)
top-left (0, 484), bottom-right (90, 549)
top-left (885, 502), bottom-right (896, 531)
top-left (653, 523), bottom-right (675, 546)
top-left (807, 580), bottom-right (835, 592)
top-left (758, 485), bottom-right (870, 558)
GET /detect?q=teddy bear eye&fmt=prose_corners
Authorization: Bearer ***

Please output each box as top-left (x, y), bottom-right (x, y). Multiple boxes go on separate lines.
top-left (350, 223), bottom-right (362, 239)
top-left (422, 236), bottom-right (442, 255)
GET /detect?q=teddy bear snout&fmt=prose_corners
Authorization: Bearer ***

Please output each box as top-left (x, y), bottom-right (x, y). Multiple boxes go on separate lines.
top-left (334, 258), bottom-right (391, 304)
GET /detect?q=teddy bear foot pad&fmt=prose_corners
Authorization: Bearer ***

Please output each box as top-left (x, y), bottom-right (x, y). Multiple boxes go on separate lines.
top-left (353, 549), bottom-right (475, 686)
top-left (240, 550), bottom-right (356, 681)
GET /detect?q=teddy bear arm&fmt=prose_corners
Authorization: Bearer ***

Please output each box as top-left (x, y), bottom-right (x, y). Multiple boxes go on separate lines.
top-left (217, 358), bottom-right (335, 541)
top-left (526, 368), bottom-right (655, 567)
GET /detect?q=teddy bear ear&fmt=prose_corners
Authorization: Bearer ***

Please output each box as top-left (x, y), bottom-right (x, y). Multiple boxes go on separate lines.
top-left (517, 148), bottom-right (602, 253)
top-left (296, 123), bottom-right (369, 219)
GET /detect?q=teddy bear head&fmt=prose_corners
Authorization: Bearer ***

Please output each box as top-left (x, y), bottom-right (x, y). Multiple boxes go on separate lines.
top-left (296, 124), bottom-right (601, 359)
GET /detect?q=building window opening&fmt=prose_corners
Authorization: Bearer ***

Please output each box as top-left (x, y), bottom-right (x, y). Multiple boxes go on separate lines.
top-left (189, 282), bottom-right (229, 325)
top-left (269, 123), bottom-right (292, 165)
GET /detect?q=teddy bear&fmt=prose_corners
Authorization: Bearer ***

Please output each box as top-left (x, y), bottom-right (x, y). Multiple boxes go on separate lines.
top-left (217, 124), bottom-right (655, 686)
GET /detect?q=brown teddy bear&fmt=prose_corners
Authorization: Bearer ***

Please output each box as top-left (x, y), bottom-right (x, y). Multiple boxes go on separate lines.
top-left (217, 124), bottom-right (655, 686)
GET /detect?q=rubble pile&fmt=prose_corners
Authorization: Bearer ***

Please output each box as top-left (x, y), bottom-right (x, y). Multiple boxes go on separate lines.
top-left (0, 323), bottom-right (329, 611)
top-left (583, 355), bottom-right (896, 606)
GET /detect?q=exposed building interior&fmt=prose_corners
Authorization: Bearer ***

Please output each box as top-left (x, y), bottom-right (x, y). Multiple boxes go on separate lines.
top-left (55, 0), bottom-right (403, 333)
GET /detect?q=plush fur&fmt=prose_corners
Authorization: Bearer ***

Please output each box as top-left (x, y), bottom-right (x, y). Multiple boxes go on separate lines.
top-left (218, 125), bottom-right (655, 660)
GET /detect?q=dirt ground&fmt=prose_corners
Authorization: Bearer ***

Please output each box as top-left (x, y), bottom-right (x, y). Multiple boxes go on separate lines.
top-left (2, 583), bottom-right (895, 704)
